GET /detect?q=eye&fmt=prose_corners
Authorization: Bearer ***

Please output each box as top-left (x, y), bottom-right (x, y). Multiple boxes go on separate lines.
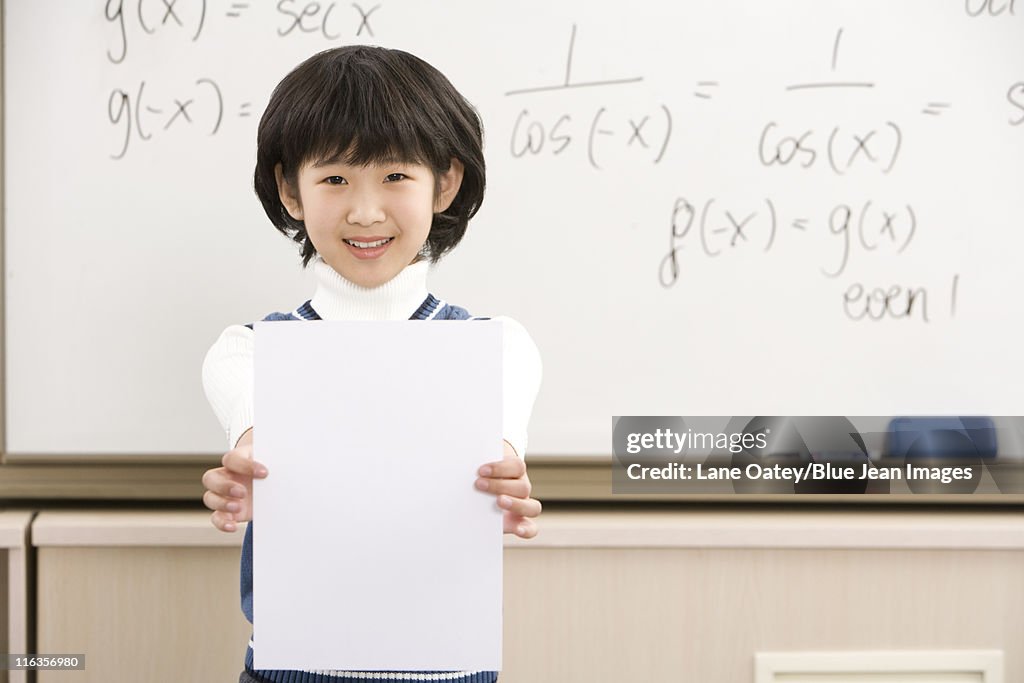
top-left (384, 172), bottom-right (407, 182)
top-left (324, 176), bottom-right (347, 185)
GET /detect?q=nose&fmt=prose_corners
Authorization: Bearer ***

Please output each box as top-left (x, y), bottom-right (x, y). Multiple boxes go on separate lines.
top-left (346, 187), bottom-right (386, 227)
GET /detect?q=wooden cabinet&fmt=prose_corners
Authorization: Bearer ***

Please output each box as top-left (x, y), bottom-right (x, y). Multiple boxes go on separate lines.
top-left (21, 508), bottom-right (1024, 683)
top-left (0, 511), bottom-right (31, 683)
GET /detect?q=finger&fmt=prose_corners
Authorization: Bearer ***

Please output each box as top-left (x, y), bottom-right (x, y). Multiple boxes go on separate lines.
top-left (221, 447), bottom-right (268, 476)
top-left (496, 495), bottom-right (542, 519)
top-left (202, 490), bottom-right (242, 514)
top-left (476, 476), bottom-right (531, 499)
top-left (222, 449), bottom-right (269, 478)
top-left (202, 468), bottom-right (251, 499)
top-left (504, 515), bottom-right (538, 539)
top-left (477, 456), bottom-right (526, 479)
top-left (211, 510), bottom-right (238, 533)
top-left (210, 492), bottom-right (253, 526)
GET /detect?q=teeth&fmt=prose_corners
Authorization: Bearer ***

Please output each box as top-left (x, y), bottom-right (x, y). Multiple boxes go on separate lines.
top-left (345, 237), bottom-right (393, 248)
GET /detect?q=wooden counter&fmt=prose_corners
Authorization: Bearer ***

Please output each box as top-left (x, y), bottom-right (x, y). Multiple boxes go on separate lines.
top-left (28, 507), bottom-right (1024, 682)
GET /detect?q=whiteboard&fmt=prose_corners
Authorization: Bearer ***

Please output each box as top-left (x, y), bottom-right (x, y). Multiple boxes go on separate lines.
top-left (5, 1), bottom-right (1024, 456)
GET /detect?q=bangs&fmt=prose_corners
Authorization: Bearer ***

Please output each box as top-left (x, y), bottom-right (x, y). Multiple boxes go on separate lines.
top-left (283, 56), bottom-right (440, 171)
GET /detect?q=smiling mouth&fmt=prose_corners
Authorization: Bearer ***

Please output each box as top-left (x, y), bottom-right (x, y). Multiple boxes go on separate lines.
top-left (343, 237), bottom-right (394, 249)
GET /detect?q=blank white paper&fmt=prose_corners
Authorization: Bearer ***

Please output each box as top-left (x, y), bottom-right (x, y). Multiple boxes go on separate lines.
top-left (252, 320), bottom-right (503, 671)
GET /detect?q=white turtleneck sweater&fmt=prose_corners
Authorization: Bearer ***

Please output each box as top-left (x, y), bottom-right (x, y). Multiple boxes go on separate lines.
top-left (201, 256), bottom-right (542, 457)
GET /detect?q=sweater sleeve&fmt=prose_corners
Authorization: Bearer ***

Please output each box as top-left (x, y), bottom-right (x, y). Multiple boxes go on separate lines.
top-left (201, 324), bottom-right (256, 449)
top-left (200, 318), bottom-right (542, 455)
top-left (495, 316), bottom-right (543, 459)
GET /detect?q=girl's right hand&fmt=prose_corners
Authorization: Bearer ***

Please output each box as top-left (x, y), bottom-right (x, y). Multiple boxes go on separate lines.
top-left (201, 428), bottom-right (268, 532)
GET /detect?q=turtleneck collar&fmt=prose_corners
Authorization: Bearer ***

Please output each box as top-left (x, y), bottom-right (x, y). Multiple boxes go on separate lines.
top-left (309, 256), bottom-right (431, 321)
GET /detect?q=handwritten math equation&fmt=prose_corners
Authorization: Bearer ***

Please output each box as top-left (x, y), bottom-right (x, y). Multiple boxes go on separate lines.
top-left (104, 0), bottom-right (381, 64)
top-left (92, 4), bottom-right (1020, 324)
top-left (100, 4), bottom-right (1023, 160)
top-left (509, 106), bottom-right (671, 169)
top-left (503, 22), bottom-right (1021, 169)
top-left (107, 78), bottom-right (237, 160)
top-left (654, 195), bottom-right (954, 323)
top-left (504, 19), bottom-right (1019, 323)
top-left (102, 0), bottom-right (382, 158)
top-left (657, 197), bottom-right (917, 284)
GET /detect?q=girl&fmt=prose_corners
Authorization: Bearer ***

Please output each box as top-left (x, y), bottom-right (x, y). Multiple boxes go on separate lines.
top-left (200, 46), bottom-right (543, 683)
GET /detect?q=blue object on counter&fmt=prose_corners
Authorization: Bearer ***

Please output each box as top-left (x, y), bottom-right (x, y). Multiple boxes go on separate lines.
top-left (885, 416), bottom-right (997, 460)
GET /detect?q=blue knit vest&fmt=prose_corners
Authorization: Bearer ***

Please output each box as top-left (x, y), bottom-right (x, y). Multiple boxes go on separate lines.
top-left (239, 295), bottom-right (497, 683)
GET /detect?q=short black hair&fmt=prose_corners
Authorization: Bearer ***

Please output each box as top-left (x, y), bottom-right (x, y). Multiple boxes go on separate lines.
top-left (254, 46), bottom-right (486, 267)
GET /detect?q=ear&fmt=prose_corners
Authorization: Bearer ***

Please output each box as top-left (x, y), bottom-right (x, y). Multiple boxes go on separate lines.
top-left (433, 158), bottom-right (465, 213)
top-left (275, 163), bottom-right (304, 221)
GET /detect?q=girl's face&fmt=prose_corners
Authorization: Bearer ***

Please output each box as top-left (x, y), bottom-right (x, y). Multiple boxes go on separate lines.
top-left (276, 157), bottom-right (463, 288)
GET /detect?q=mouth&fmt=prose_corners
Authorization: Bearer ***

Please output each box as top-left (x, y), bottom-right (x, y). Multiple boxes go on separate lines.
top-left (343, 236), bottom-right (394, 260)
top-left (344, 237), bottom-right (394, 248)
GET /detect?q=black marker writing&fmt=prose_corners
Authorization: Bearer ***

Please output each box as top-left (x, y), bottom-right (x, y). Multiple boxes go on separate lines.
top-left (505, 24), bottom-right (644, 96)
top-left (105, 0), bottom-right (128, 64)
top-left (758, 122), bottom-right (816, 168)
top-left (108, 88), bottom-right (132, 159)
top-left (1008, 82), bottom-right (1024, 125)
top-left (276, 1), bottom-right (381, 40)
top-left (661, 196), bottom-right (917, 280)
top-left (759, 121), bottom-right (903, 175)
top-left (510, 106), bottom-right (671, 169)
top-left (659, 194), bottom-right (948, 321)
top-left (823, 201), bottom-right (916, 278)
top-left (787, 26), bottom-right (874, 92)
top-left (842, 274), bottom-right (959, 322)
top-left (659, 198), bottom-right (696, 288)
top-left (951, 274), bottom-right (960, 317)
top-left (104, 0), bottom-right (208, 64)
top-left (353, 3), bottom-right (380, 37)
top-left (965, 0), bottom-right (1017, 16)
top-left (107, 78), bottom-right (226, 159)
top-left (842, 281), bottom-right (930, 322)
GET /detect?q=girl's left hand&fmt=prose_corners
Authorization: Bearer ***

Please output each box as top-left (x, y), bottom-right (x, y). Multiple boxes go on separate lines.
top-left (475, 441), bottom-right (542, 539)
